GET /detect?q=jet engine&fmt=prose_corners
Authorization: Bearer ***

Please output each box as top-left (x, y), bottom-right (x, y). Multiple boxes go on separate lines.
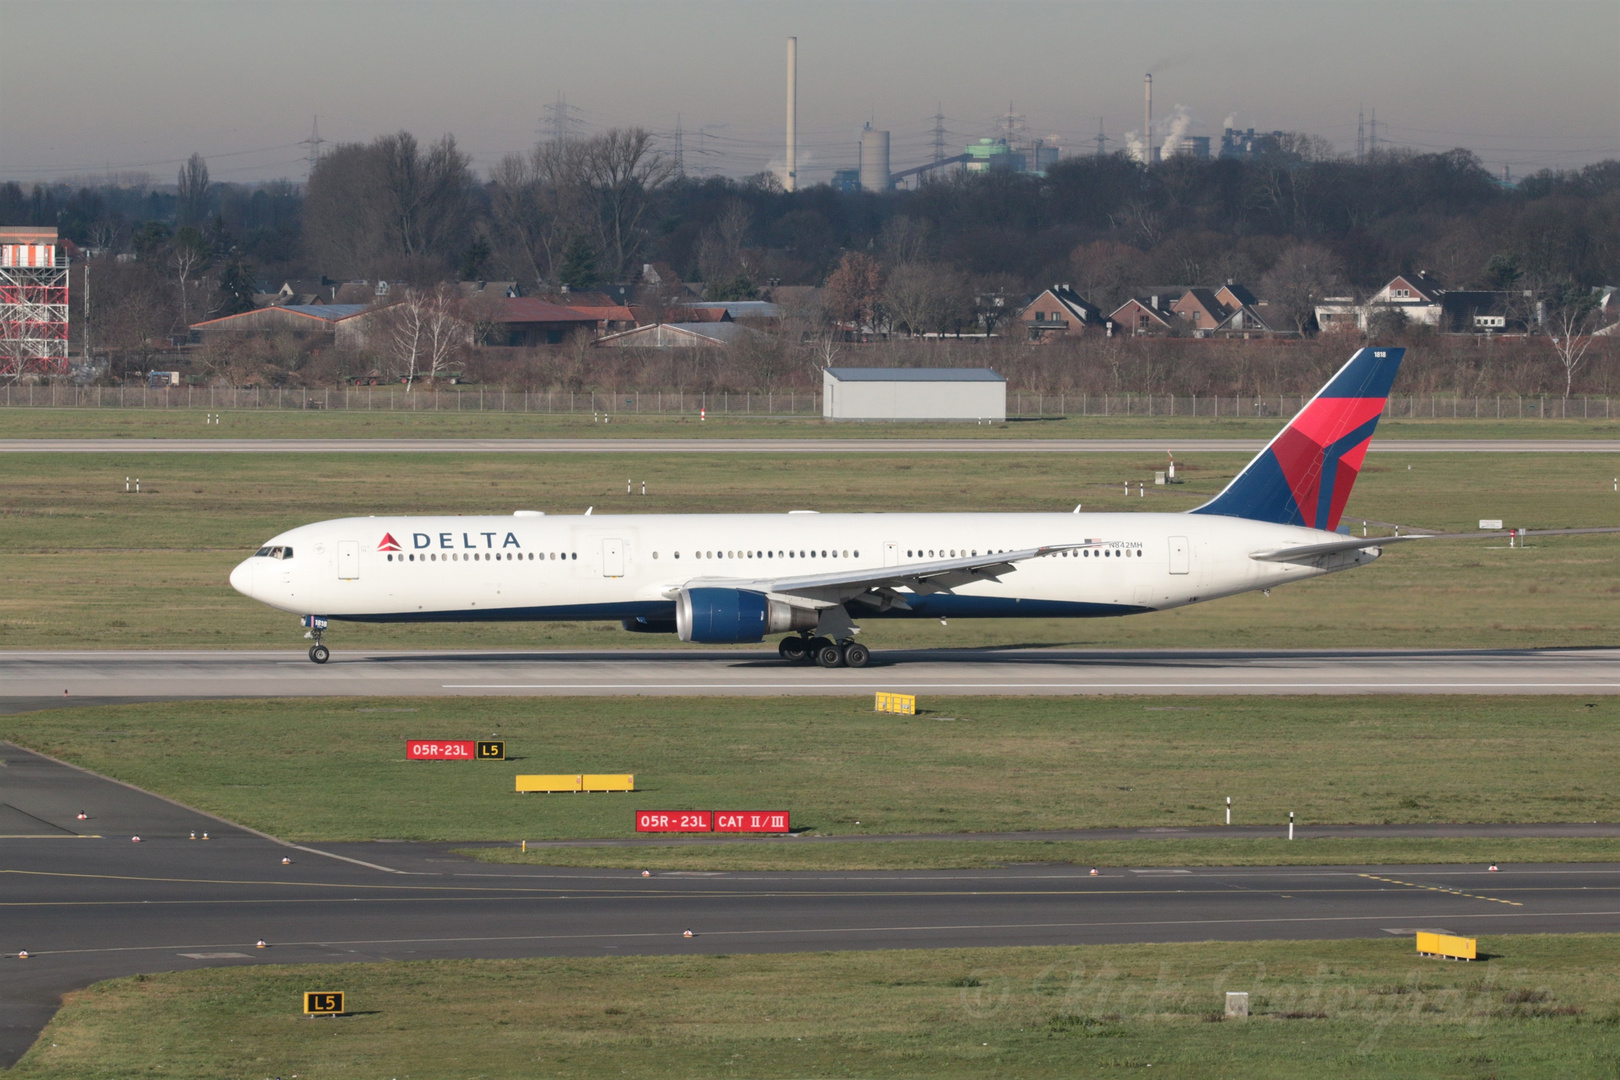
top-left (675, 588), bottom-right (818, 644)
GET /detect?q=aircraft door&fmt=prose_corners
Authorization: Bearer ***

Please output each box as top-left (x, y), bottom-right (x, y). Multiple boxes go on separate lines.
top-left (602, 538), bottom-right (625, 578)
top-left (1168, 535), bottom-right (1190, 575)
top-left (883, 542), bottom-right (898, 567)
top-left (337, 541), bottom-right (360, 580)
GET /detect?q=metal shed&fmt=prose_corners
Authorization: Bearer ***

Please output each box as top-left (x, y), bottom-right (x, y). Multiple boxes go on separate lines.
top-left (822, 367), bottom-right (1006, 421)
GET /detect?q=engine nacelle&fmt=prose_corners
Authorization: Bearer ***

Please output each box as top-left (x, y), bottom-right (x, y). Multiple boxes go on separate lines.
top-left (676, 588), bottom-right (817, 644)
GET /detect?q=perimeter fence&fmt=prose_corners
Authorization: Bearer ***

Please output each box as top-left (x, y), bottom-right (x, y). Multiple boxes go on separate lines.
top-left (0, 383), bottom-right (1614, 420)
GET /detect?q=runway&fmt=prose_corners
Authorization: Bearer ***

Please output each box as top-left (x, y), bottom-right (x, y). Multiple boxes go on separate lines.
top-left (4, 646), bottom-right (1619, 704)
top-left (5, 437), bottom-right (1619, 454)
top-left (2, 743), bottom-right (1617, 1065)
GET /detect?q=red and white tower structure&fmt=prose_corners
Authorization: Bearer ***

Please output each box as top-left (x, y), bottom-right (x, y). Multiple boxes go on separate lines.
top-left (1, 226), bottom-right (70, 379)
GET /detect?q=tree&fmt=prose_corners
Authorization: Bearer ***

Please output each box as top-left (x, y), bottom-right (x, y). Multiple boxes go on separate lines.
top-left (302, 132), bottom-right (474, 278)
top-left (487, 139), bottom-right (591, 286)
top-left (176, 153), bottom-right (210, 228)
top-left (696, 199), bottom-right (754, 286)
top-left (214, 254), bottom-right (257, 317)
top-left (167, 226), bottom-right (213, 329)
top-left (1546, 286), bottom-right (1602, 399)
top-left (557, 235), bottom-right (600, 291)
top-left (579, 128), bottom-right (675, 281)
top-left (385, 284), bottom-right (469, 390)
top-left (883, 262), bottom-right (969, 337)
top-left (822, 252), bottom-right (884, 333)
top-left (1260, 244), bottom-right (1345, 335)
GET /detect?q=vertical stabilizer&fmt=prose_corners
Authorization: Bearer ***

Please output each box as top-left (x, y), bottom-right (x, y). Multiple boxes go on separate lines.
top-left (1191, 347), bottom-right (1405, 529)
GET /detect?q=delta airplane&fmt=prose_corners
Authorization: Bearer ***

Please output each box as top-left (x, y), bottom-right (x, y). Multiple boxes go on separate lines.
top-left (231, 346), bottom-right (1432, 667)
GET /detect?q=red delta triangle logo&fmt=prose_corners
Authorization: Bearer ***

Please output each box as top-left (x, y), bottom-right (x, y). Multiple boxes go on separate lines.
top-left (1270, 396), bottom-right (1385, 530)
top-left (378, 533), bottom-right (402, 552)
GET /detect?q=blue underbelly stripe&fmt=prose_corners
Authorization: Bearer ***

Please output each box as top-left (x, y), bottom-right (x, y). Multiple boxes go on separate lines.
top-left (333, 596), bottom-right (1148, 624)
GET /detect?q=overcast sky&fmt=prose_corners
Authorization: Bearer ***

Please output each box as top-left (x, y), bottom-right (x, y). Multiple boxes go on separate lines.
top-left (2, 0), bottom-right (1616, 187)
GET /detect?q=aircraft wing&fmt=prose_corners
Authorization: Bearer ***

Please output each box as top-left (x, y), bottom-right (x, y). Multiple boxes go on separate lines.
top-left (1251, 526), bottom-right (1620, 564)
top-left (675, 543), bottom-right (1097, 610)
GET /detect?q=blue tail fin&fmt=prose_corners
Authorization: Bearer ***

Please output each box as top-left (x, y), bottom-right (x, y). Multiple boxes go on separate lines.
top-left (1191, 347), bottom-right (1405, 529)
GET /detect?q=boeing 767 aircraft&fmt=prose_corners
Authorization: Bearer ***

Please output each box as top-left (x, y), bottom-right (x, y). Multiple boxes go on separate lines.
top-left (232, 346), bottom-right (1430, 666)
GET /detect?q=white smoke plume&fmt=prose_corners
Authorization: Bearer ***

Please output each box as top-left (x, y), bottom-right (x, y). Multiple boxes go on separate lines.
top-left (1222, 113), bottom-right (1237, 132)
top-left (1159, 104), bottom-right (1194, 158)
top-left (1124, 130), bottom-right (1147, 165)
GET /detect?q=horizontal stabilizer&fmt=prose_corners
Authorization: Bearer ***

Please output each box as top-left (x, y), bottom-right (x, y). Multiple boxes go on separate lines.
top-left (1252, 525), bottom-right (1620, 563)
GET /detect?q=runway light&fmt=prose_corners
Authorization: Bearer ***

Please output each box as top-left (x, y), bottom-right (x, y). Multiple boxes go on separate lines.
top-left (642, 870), bottom-right (651, 877)
top-left (202, 833), bottom-right (209, 840)
top-left (1489, 864), bottom-right (1499, 872)
top-left (1090, 867), bottom-right (1098, 876)
top-left (282, 857), bottom-right (292, 864)
top-left (683, 929), bottom-right (693, 938)
top-left (131, 836), bottom-right (141, 843)
top-left (76, 812), bottom-right (87, 821)
top-left (190, 832), bottom-right (197, 840)
top-left (256, 940), bottom-right (267, 949)
top-left (17, 951), bottom-right (28, 959)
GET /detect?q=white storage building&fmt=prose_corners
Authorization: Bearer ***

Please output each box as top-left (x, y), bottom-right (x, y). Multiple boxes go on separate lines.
top-left (822, 367), bottom-right (1006, 421)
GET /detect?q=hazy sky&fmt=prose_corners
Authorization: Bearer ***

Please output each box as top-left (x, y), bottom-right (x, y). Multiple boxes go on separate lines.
top-left (3, 0), bottom-right (1616, 186)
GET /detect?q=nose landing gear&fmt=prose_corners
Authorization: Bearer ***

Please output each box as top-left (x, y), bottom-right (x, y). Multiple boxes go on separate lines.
top-left (302, 615), bottom-right (331, 664)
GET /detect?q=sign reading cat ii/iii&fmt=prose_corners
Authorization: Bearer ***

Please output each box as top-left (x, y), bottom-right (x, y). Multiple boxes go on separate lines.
top-left (304, 991), bottom-right (344, 1016)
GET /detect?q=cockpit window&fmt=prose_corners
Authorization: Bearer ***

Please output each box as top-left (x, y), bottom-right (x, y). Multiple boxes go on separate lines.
top-left (255, 546), bottom-right (293, 560)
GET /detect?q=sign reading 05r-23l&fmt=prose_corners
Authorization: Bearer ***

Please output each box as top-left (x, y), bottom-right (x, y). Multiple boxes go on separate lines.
top-left (407, 740), bottom-right (504, 760)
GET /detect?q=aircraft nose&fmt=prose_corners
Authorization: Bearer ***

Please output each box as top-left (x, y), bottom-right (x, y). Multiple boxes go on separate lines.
top-left (229, 559), bottom-right (256, 599)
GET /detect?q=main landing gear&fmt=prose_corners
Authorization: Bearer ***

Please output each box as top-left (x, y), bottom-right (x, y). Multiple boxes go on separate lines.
top-left (779, 633), bottom-right (870, 669)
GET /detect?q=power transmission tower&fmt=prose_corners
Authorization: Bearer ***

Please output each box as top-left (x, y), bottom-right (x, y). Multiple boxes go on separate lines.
top-left (1368, 107), bottom-right (1377, 158)
top-left (1094, 117), bottom-right (1110, 157)
top-left (299, 116), bottom-right (326, 176)
top-left (543, 92), bottom-right (583, 144)
top-left (673, 114), bottom-right (685, 177)
top-left (931, 106), bottom-right (948, 165)
top-left (1356, 105), bottom-right (1365, 163)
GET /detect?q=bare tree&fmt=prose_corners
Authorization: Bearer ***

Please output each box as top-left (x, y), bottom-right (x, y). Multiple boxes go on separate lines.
top-left (386, 285), bottom-right (470, 390)
top-left (176, 153), bottom-right (211, 228)
top-left (303, 132), bottom-right (474, 278)
top-left (883, 262), bottom-right (970, 337)
top-left (1547, 291), bottom-right (1602, 399)
top-left (1260, 244), bottom-right (1345, 336)
top-left (696, 200), bottom-right (754, 286)
top-left (488, 140), bottom-right (589, 286)
top-left (579, 128), bottom-right (675, 281)
top-left (167, 227), bottom-right (213, 330)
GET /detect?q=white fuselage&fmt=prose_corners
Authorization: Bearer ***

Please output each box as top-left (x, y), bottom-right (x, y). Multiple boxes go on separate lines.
top-left (228, 510), bottom-right (1378, 626)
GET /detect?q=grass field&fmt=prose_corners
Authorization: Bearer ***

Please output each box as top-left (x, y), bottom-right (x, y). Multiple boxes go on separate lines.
top-left (6, 695), bottom-right (1617, 845)
top-left (15, 935), bottom-right (1619, 1078)
top-left (6, 403), bottom-right (1620, 440)
top-left (3, 448), bottom-right (1618, 651)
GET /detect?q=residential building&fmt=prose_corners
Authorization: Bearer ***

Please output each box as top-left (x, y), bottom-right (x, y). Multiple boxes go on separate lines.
top-left (1016, 285), bottom-right (1103, 341)
top-left (488, 297), bottom-right (601, 346)
top-left (1108, 295), bottom-right (1178, 335)
top-left (190, 304), bottom-right (370, 343)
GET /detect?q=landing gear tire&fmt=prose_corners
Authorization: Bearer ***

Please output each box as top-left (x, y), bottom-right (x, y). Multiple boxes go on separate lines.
top-left (815, 642), bottom-right (845, 668)
top-left (842, 642), bottom-right (871, 668)
top-left (309, 644), bottom-right (330, 664)
top-left (779, 637), bottom-right (808, 662)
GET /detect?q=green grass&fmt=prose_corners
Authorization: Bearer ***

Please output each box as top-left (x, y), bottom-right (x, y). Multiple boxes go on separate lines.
top-left (459, 837), bottom-right (1620, 871)
top-left (16, 935), bottom-right (1620, 1078)
top-left (6, 695), bottom-right (1617, 843)
top-left (3, 448), bottom-right (1619, 651)
top-left (5, 402), bottom-right (1620, 439)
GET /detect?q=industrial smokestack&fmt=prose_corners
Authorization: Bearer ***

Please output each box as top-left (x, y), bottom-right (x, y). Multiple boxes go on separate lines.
top-left (785, 37), bottom-right (797, 192)
top-left (1144, 73), bottom-right (1153, 165)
